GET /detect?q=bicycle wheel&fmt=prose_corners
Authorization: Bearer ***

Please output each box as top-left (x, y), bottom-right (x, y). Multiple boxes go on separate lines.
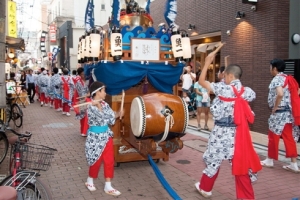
top-left (0, 131), bottom-right (8, 164)
top-left (11, 104), bottom-right (23, 128)
top-left (0, 174), bottom-right (52, 200)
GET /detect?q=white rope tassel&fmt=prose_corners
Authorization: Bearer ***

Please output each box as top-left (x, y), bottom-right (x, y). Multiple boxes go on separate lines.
top-left (158, 112), bottom-right (174, 143)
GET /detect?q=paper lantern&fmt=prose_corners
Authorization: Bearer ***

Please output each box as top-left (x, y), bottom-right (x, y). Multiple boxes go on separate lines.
top-left (78, 37), bottom-right (82, 63)
top-left (80, 35), bottom-right (86, 63)
top-left (84, 32), bottom-right (90, 62)
top-left (181, 33), bottom-right (191, 62)
top-left (171, 31), bottom-right (183, 62)
top-left (89, 29), bottom-right (101, 61)
top-left (110, 28), bottom-right (122, 61)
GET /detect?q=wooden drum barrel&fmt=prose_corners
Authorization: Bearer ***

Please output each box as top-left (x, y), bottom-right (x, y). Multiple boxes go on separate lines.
top-left (130, 93), bottom-right (189, 138)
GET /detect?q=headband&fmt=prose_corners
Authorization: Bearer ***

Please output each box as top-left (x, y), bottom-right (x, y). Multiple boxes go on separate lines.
top-left (91, 86), bottom-right (105, 97)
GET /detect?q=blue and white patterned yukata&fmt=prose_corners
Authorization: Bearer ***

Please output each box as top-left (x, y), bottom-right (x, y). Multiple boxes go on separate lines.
top-left (268, 72), bottom-right (300, 141)
top-left (85, 101), bottom-right (116, 166)
top-left (203, 80), bottom-right (256, 178)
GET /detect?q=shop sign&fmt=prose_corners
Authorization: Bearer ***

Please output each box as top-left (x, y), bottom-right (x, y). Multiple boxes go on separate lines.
top-left (7, 1), bottom-right (17, 38)
top-left (49, 25), bottom-right (56, 42)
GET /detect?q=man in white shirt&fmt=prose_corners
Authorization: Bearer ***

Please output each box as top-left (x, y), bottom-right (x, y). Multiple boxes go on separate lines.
top-left (180, 65), bottom-right (196, 96)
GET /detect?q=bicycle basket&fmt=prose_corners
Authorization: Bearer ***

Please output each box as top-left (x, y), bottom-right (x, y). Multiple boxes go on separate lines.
top-left (16, 143), bottom-right (57, 171)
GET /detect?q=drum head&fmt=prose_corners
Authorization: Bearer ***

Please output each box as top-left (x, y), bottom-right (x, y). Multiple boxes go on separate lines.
top-left (130, 97), bottom-right (146, 137)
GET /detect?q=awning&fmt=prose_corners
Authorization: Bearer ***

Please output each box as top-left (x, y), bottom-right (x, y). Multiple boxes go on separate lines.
top-left (6, 36), bottom-right (25, 51)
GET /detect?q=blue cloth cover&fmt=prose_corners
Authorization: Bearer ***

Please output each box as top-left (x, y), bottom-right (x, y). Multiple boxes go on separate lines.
top-left (89, 61), bottom-right (184, 95)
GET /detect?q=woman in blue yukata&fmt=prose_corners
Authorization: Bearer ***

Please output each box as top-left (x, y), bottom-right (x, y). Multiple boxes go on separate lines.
top-left (85, 81), bottom-right (124, 196)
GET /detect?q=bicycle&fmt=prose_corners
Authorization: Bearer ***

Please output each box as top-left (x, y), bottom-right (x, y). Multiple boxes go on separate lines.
top-left (0, 124), bottom-right (57, 199)
top-left (3, 96), bottom-right (24, 128)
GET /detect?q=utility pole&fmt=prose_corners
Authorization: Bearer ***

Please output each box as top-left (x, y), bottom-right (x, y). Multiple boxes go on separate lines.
top-left (0, 0), bottom-right (6, 108)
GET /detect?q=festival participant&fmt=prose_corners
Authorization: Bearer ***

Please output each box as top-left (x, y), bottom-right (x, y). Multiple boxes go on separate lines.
top-left (74, 67), bottom-right (89, 136)
top-left (37, 70), bottom-right (50, 107)
top-left (195, 44), bottom-right (262, 199)
top-left (260, 58), bottom-right (300, 173)
top-left (71, 69), bottom-right (78, 109)
top-left (61, 68), bottom-right (74, 116)
top-left (50, 67), bottom-right (62, 111)
top-left (85, 81), bottom-right (123, 196)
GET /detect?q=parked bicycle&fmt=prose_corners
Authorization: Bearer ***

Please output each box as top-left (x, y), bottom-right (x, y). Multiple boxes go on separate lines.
top-left (2, 96), bottom-right (23, 128)
top-left (0, 123), bottom-right (57, 199)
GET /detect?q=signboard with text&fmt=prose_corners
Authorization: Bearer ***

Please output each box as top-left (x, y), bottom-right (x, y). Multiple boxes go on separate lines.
top-left (49, 24), bottom-right (56, 42)
top-left (7, 1), bottom-right (17, 38)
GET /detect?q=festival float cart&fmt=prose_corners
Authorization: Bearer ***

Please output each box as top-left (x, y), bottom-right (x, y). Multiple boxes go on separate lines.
top-left (79, 0), bottom-right (192, 167)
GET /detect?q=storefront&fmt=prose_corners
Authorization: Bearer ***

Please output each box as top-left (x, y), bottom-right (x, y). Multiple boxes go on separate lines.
top-left (151, 0), bottom-right (299, 133)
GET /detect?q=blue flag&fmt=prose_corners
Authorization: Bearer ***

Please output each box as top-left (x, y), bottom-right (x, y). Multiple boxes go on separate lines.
top-left (164, 0), bottom-right (177, 28)
top-left (112, 0), bottom-right (120, 27)
top-left (85, 0), bottom-right (94, 32)
top-left (51, 47), bottom-right (61, 65)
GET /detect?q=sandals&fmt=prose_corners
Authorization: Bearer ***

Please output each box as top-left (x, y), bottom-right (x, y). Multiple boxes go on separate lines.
top-left (85, 182), bottom-right (96, 192)
top-left (194, 182), bottom-right (212, 198)
top-left (283, 165), bottom-right (300, 173)
top-left (104, 189), bottom-right (121, 196)
top-left (260, 161), bottom-right (274, 168)
top-left (203, 125), bottom-right (209, 131)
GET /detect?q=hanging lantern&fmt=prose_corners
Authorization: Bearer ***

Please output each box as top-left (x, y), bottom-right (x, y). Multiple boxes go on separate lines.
top-left (84, 32), bottom-right (91, 62)
top-left (78, 37), bottom-right (82, 63)
top-left (80, 35), bottom-right (86, 63)
top-left (110, 27), bottom-right (122, 61)
top-left (181, 32), bottom-right (191, 62)
top-left (89, 28), bottom-right (101, 62)
top-left (171, 31), bottom-right (183, 62)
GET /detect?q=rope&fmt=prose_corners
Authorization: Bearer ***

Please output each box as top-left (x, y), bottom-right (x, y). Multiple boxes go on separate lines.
top-left (158, 112), bottom-right (174, 143)
top-left (147, 154), bottom-right (182, 200)
top-left (47, 90), bottom-right (72, 104)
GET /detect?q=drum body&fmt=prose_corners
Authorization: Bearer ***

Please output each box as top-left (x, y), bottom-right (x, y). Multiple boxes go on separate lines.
top-left (130, 93), bottom-right (189, 138)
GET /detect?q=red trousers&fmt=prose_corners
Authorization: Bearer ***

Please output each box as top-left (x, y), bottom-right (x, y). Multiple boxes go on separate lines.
top-left (62, 102), bottom-right (70, 112)
top-left (199, 168), bottom-right (254, 199)
top-left (54, 98), bottom-right (62, 109)
top-left (268, 123), bottom-right (298, 160)
top-left (80, 115), bottom-right (89, 136)
top-left (40, 93), bottom-right (48, 104)
top-left (89, 138), bottom-right (114, 179)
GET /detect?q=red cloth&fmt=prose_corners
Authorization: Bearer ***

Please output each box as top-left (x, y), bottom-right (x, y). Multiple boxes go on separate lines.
top-left (219, 86), bottom-right (262, 176)
top-left (89, 137), bottom-right (114, 178)
top-left (281, 75), bottom-right (300, 125)
top-left (61, 77), bottom-right (70, 100)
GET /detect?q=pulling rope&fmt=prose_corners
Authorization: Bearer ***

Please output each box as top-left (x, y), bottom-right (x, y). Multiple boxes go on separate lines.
top-left (148, 154), bottom-right (182, 200)
top-left (158, 112), bottom-right (174, 143)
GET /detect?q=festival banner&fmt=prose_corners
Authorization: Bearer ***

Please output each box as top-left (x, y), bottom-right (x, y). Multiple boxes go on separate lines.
top-left (84, 0), bottom-right (94, 32)
top-left (7, 1), bottom-right (17, 38)
top-left (164, 0), bottom-right (177, 28)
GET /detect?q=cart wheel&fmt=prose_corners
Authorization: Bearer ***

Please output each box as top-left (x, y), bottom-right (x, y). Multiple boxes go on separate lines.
top-left (155, 159), bottom-right (160, 163)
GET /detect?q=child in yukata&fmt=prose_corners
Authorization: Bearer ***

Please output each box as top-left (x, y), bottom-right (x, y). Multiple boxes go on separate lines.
top-left (85, 81), bottom-right (124, 196)
top-left (195, 44), bottom-right (262, 199)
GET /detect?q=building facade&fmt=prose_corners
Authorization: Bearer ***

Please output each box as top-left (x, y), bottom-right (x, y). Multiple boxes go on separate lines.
top-left (151, 0), bottom-right (300, 133)
top-left (43, 0), bottom-right (112, 71)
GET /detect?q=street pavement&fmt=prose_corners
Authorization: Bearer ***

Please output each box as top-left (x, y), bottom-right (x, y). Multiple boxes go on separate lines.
top-left (0, 102), bottom-right (299, 200)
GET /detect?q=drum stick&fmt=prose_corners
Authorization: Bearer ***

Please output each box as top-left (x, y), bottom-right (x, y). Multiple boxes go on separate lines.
top-left (73, 99), bottom-right (102, 108)
top-left (120, 90), bottom-right (125, 120)
top-left (76, 96), bottom-right (87, 100)
top-left (224, 55), bottom-right (230, 67)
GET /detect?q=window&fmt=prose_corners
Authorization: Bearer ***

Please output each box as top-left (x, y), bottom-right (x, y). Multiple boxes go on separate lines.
top-left (101, 4), bottom-right (105, 10)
